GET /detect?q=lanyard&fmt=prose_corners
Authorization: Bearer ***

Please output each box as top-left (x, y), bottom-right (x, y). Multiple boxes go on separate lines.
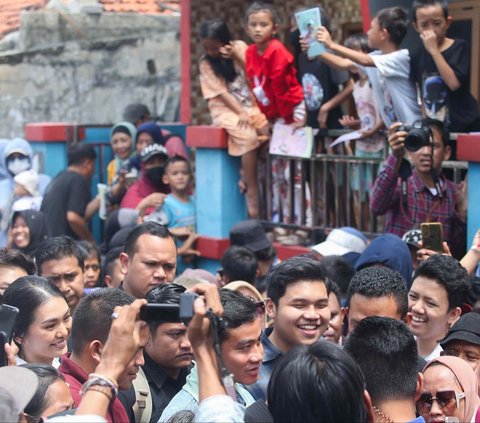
top-left (208, 311), bottom-right (237, 401)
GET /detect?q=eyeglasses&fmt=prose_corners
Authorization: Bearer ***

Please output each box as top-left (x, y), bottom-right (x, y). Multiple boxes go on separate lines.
top-left (416, 390), bottom-right (466, 412)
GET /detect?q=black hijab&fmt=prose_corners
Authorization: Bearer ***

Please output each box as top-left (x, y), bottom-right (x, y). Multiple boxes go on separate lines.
top-left (11, 210), bottom-right (49, 256)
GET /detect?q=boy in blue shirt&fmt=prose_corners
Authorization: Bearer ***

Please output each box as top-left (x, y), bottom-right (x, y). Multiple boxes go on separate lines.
top-left (146, 155), bottom-right (199, 273)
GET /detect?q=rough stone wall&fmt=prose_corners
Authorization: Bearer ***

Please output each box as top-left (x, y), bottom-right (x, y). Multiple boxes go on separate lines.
top-left (0, 11), bottom-right (181, 138)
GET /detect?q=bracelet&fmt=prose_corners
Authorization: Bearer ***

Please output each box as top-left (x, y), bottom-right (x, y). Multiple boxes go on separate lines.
top-left (80, 374), bottom-right (119, 400)
top-left (89, 373), bottom-right (119, 390)
top-left (84, 386), bottom-right (114, 402)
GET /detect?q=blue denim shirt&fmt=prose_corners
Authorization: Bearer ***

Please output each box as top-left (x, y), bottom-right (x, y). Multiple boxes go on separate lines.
top-left (159, 363), bottom-right (254, 422)
top-left (245, 327), bottom-right (282, 401)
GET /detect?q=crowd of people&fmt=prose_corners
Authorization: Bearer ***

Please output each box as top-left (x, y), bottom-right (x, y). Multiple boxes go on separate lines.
top-left (1, 0), bottom-right (480, 422)
top-left (198, 0), bottom-right (478, 229)
top-left (0, 214), bottom-right (479, 422)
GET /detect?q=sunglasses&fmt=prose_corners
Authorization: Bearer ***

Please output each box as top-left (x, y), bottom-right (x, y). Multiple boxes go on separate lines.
top-left (417, 390), bottom-right (466, 412)
top-left (244, 295), bottom-right (266, 315)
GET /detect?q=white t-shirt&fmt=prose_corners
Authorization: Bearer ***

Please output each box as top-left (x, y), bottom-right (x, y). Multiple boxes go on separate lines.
top-left (423, 343), bottom-right (443, 362)
top-left (360, 49), bottom-right (421, 126)
top-left (352, 79), bottom-right (385, 153)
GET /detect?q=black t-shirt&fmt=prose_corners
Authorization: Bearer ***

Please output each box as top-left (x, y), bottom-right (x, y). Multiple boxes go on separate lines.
top-left (410, 39), bottom-right (480, 132)
top-left (118, 353), bottom-right (190, 423)
top-left (296, 51), bottom-right (350, 129)
top-left (41, 170), bottom-right (91, 239)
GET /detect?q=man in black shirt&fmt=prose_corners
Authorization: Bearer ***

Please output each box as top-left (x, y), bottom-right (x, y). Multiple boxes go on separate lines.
top-left (119, 284), bottom-right (193, 423)
top-left (41, 143), bottom-right (98, 242)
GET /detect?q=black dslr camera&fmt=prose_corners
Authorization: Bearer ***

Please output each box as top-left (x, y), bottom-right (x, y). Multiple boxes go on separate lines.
top-left (140, 292), bottom-right (197, 324)
top-left (397, 120), bottom-right (432, 152)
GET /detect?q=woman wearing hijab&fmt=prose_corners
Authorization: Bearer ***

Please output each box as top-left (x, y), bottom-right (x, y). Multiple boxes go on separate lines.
top-left (9, 210), bottom-right (49, 257)
top-left (135, 122), bottom-right (187, 162)
top-left (105, 122), bottom-right (137, 211)
top-left (418, 355), bottom-right (480, 423)
top-left (107, 122), bottom-right (137, 184)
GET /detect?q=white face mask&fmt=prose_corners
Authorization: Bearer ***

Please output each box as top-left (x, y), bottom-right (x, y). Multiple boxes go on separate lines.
top-left (7, 158), bottom-right (30, 175)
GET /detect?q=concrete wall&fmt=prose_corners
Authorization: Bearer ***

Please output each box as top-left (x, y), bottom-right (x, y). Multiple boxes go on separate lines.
top-left (0, 10), bottom-right (181, 138)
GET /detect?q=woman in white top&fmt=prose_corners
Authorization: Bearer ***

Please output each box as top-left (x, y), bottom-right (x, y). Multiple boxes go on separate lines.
top-left (407, 255), bottom-right (469, 361)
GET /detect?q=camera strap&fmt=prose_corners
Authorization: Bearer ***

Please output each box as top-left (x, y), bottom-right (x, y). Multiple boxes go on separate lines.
top-left (398, 159), bottom-right (412, 214)
top-left (431, 169), bottom-right (443, 200)
top-left (428, 130), bottom-right (443, 200)
top-left (208, 311), bottom-right (237, 401)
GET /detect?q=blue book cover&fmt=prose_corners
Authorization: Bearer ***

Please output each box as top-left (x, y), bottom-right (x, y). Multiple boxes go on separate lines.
top-left (294, 7), bottom-right (325, 58)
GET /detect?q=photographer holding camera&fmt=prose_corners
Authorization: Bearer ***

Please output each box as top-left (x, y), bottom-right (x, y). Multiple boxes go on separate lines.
top-left (370, 118), bottom-right (467, 259)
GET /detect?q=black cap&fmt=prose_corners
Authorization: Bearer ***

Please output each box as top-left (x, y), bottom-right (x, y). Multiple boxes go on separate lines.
top-left (229, 220), bottom-right (271, 252)
top-left (440, 313), bottom-right (480, 348)
top-left (140, 143), bottom-right (168, 162)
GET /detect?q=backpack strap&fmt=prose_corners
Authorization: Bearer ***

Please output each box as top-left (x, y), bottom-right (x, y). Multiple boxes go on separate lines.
top-left (131, 367), bottom-right (153, 423)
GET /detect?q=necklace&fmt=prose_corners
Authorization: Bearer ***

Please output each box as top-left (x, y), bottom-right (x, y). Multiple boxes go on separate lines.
top-left (372, 405), bottom-right (395, 423)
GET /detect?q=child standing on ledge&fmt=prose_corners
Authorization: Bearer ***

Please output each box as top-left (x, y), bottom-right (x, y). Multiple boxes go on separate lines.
top-left (199, 18), bottom-right (269, 219)
top-left (244, 2), bottom-right (306, 223)
top-left (244, 1), bottom-right (306, 126)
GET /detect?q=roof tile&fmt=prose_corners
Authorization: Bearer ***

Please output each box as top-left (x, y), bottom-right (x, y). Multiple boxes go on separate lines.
top-left (100, 0), bottom-right (180, 14)
top-left (0, 0), bottom-right (180, 40)
top-left (0, 0), bottom-right (47, 39)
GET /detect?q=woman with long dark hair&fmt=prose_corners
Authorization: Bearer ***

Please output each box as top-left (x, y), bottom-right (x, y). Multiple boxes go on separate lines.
top-left (199, 19), bottom-right (269, 218)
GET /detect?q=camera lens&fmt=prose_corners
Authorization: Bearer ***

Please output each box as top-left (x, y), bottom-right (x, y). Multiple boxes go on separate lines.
top-left (404, 131), bottom-right (425, 152)
top-left (404, 125), bottom-right (431, 152)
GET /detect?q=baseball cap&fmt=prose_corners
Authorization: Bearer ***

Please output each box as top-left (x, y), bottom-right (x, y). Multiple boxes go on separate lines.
top-left (0, 366), bottom-right (38, 421)
top-left (140, 143), bottom-right (168, 162)
top-left (402, 229), bottom-right (421, 250)
top-left (312, 227), bottom-right (368, 256)
top-left (229, 220), bottom-right (271, 253)
top-left (440, 313), bottom-right (480, 348)
top-left (14, 170), bottom-right (40, 196)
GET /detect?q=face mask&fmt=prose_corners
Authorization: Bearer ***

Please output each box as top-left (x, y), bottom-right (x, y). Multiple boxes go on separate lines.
top-left (146, 166), bottom-right (165, 188)
top-left (7, 158), bottom-right (30, 176)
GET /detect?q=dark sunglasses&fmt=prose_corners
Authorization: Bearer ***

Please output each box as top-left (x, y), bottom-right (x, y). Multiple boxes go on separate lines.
top-left (416, 390), bottom-right (465, 411)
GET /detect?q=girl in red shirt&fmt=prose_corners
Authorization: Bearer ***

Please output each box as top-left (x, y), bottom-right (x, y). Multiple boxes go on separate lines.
top-left (244, 2), bottom-right (305, 125)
